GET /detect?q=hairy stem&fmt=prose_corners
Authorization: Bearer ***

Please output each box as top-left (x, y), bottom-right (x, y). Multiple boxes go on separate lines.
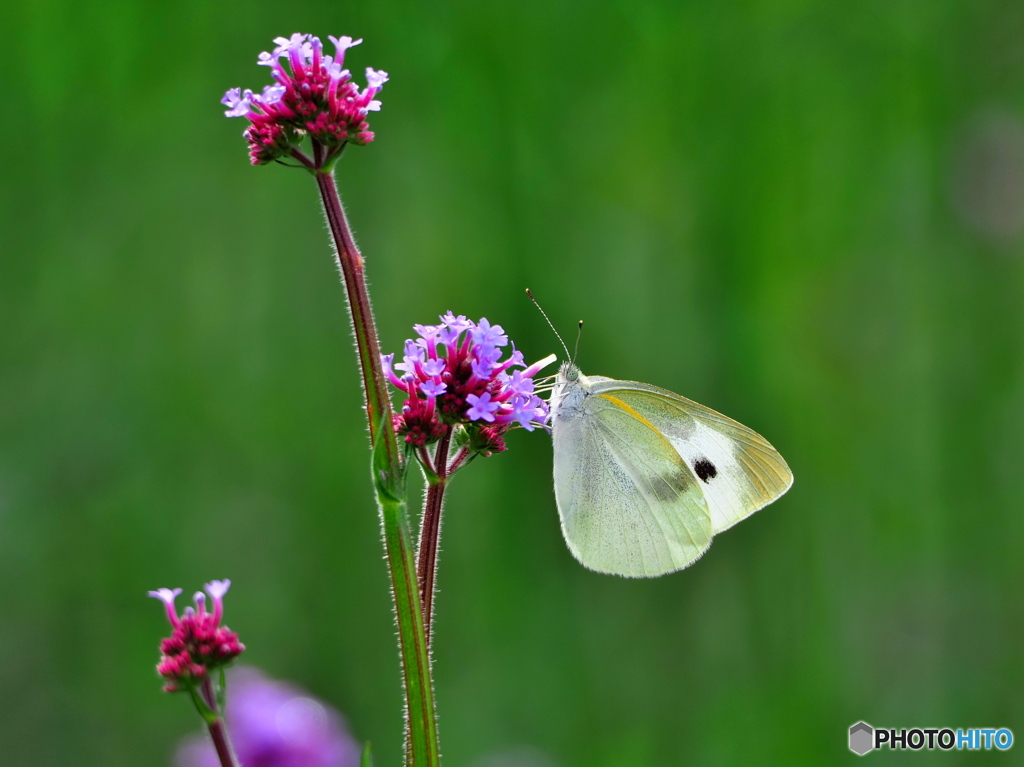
top-left (380, 496), bottom-right (440, 766)
top-left (313, 158), bottom-right (439, 766)
top-left (447, 447), bottom-right (471, 475)
top-left (417, 429), bottom-right (453, 645)
top-left (314, 169), bottom-right (394, 460)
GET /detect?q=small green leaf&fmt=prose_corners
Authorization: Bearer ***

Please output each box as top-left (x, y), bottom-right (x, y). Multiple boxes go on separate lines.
top-left (215, 667), bottom-right (227, 712)
top-left (360, 741), bottom-right (374, 767)
top-left (184, 680), bottom-right (219, 725)
top-left (372, 417), bottom-right (407, 503)
top-left (415, 449), bottom-right (441, 486)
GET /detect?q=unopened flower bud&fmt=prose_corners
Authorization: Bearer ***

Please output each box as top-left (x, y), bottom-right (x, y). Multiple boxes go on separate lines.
top-left (149, 580), bottom-right (245, 691)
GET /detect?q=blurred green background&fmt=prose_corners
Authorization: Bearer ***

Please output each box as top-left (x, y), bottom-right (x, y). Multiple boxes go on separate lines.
top-left (3, 0), bottom-right (1023, 764)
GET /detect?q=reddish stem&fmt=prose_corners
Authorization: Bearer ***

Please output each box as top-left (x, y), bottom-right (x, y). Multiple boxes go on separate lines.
top-left (201, 677), bottom-right (239, 767)
top-left (417, 428), bottom-right (452, 644)
top-left (313, 151), bottom-right (395, 464)
top-left (447, 447), bottom-right (471, 474)
top-left (417, 445), bottom-right (434, 474)
top-left (289, 148), bottom-right (316, 170)
top-left (207, 720), bottom-right (237, 767)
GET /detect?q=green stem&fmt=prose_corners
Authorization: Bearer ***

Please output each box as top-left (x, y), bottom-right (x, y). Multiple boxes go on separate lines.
top-left (380, 493), bottom-right (439, 766)
top-left (185, 676), bottom-right (240, 767)
top-left (313, 156), bottom-right (439, 766)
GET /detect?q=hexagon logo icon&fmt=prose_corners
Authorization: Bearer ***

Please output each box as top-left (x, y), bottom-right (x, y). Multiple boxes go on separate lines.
top-left (849, 721), bottom-right (874, 756)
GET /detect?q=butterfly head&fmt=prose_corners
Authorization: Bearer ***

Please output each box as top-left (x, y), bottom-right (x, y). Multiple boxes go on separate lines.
top-left (549, 360), bottom-right (590, 417)
top-left (558, 360), bottom-right (581, 384)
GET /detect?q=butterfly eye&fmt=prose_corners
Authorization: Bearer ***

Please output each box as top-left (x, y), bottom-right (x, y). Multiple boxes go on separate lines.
top-left (566, 369), bottom-right (579, 381)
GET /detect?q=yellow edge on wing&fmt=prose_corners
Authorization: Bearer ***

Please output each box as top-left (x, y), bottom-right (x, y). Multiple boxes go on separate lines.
top-left (595, 394), bottom-right (661, 433)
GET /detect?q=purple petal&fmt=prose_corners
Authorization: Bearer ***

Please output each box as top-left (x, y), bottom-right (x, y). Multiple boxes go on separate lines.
top-left (471, 318), bottom-right (508, 348)
top-left (404, 340), bottom-right (424, 362)
top-left (221, 88), bottom-right (253, 117)
top-left (438, 325), bottom-right (462, 346)
top-left (328, 35), bottom-right (363, 55)
top-left (148, 587), bottom-right (182, 604)
top-left (204, 579), bottom-right (231, 601)
top-left (422, 358), bottom-right (446, 377)
top-left (440, 312), bottom-right (472, 333)
top-left (256, 84), bottom-right (286, 105)
top-left (257, 50), bottom-right (280, 67)
top-left (420, 380), bottom-right (447, 398)
top-left (471, 357), bottom-right (495, 379)
top-left (365, 68), bottom-right (389, 90)
top-left (413, 324), bottom-right (440, 341)
top-left (149, 587), bottom-right (183, 625)
top-left (466, 392), bottom-right (500, 422)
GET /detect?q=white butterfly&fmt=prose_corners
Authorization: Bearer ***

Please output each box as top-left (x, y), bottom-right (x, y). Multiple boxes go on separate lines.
top-left (550, 361), bottom-right (793, 577)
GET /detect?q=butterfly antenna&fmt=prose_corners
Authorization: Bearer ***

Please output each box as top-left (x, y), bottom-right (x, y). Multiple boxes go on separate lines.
top-left (573, 320), bottom-right (583, 364)
top-left (525, 288), bottom-right (571, 361)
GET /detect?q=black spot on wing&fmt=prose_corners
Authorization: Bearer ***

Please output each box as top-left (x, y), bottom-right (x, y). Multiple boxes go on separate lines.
top-left (694, 458), bottom-right (717, 483)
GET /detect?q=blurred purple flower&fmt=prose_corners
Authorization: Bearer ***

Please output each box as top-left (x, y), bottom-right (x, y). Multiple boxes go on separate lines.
top-left (175, 667), bottom-right (360, 767)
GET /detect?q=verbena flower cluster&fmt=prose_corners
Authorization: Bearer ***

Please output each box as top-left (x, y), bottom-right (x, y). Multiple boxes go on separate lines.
top-left (149, 581), bottom-right (244, 692)
top-left (222, 33), bottom-right (387, 164)
top-left (383, 313), bottom-right (554, 451)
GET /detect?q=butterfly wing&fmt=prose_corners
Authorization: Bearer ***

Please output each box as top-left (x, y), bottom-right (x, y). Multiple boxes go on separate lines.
top-left (553, 392), bottom-right (713, 577)
top-left (589, 380), bottom-right (793, 533)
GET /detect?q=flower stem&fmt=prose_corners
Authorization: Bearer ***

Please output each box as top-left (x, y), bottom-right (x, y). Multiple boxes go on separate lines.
top-left (314, 169), bottom-right (394, 461)
top-left (417, 429), bottom-right (453, 645)
top-left (207, 720), bottom-right (237, 767)
top-left (312, 159), bottom-right (439, 767)
top-left (447, 447), bottom-right (471, 474)
top-left (200, 677), bottom-right (240, 767)
top-left (289, 148), bottom-right (316, 170)
top-left (381, 495), bottom-right (440, 766)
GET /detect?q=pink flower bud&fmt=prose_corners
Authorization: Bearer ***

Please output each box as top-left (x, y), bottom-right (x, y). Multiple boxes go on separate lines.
top-left (149, 581), bottom-right (245, 688)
